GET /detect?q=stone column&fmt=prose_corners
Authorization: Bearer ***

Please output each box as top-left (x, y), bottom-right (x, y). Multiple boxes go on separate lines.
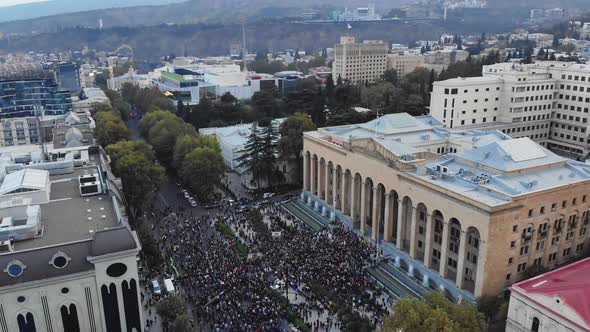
top-left (324, 165), bottom-right (330, 202)
top-left (350, 177), bottom-right (358, 222)
top-left (371, 187), bottom-right (380, 241)
top-left (455, 230), bottom-right (468, 289)
top-left (423, 214), bottom-right (433, 268)
top-left (332, 167), bottom-right (338, 208)
top-left (396, 199), bottom-right (404, 250)
top-left (303, 154), bottom-right (309, 191)
top-left (409, 207), bottom-right (418, 258)
top-left (383, 194), bottom-right (392, 242)
top-left (474, 240), bottom-right (487, 298)
top-left (341, 173), bottom-right (348, 215)
top-left (439, 221), bottom-right (450, 277)
top-left (360, 181), bottom-right (367, 233)
top-left (310, 158), bottom-right (316, 196)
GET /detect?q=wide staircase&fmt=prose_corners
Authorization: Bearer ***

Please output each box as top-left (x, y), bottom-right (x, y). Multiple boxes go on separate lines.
top-left (283, 199), bottom-right (434, 303)
top-left (283, 199), bottom-right (330, 231)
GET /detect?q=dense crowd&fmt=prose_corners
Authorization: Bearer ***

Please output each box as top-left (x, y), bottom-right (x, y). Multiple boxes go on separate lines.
top-left (142, 191), bottom-right (387, 331)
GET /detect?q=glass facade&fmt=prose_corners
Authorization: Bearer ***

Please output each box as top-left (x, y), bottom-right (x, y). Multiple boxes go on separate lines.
top-left (58, 62), bottom-right (81, 94)
top-left (0, 79), bottom-right (72, 118)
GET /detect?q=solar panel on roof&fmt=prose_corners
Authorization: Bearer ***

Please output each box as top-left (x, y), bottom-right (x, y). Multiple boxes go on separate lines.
top-left (497, 138), bottom-right (546, 162)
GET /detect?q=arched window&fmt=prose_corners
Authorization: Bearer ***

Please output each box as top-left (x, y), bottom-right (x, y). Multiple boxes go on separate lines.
top-left (531, 316), bottom-right (540, 332)
top-left (17, 312), bottom-right (36, 332)
top-left (101, 283), bottom-right (121, 332)
top-left (60, 304), bottom-right (80, 332)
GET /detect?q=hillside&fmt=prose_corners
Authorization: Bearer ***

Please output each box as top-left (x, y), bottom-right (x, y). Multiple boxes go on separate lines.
top-left (0, 0), bottom-right (410, 34)
top-left (0, 16), bottom-right (523, 60)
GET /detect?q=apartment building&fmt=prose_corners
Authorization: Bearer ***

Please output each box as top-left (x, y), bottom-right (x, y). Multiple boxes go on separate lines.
top-left (332, 36), bottom-right (388, 83)
top-left (430, 61), bottom-right (590, 159)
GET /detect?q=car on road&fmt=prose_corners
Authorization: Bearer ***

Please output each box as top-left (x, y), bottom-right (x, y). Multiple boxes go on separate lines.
top-left (151, 279), bottom-right (161, 295)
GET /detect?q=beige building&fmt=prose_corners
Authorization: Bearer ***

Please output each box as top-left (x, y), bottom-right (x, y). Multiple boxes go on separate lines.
top-left (386, 53), bottom-right (425, 76)
top-left (302, 113), bottom-right (590, 298)
top-left (332, 36), bottom-right (388, 83)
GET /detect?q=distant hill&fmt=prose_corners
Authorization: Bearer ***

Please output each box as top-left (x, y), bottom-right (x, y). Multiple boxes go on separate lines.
top-left (0, 0), bottom-right (411, 34)
top-left (0, 15), bottom-right (523, 60)
top-left (0, 0), bottom-right (188, 23)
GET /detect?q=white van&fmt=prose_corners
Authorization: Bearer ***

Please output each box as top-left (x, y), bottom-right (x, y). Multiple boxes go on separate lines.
top-left (151, 279), bottom-right (161, 295)
top-left (163, 278), bottom-right (175, 295)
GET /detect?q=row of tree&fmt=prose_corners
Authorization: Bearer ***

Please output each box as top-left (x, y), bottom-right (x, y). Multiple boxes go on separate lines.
top-left (138, 110), bottom-right (225, 201)
top-left (121, 83), bottom-right (176, 114)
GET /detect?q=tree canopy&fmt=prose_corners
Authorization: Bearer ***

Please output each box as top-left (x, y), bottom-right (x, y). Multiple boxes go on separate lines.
top-left (382, 291), bottom-right (485, 332)
top-left (94, 110), bottom-right (130, 147)
top-left (106, 141), bottom-right (165, 221)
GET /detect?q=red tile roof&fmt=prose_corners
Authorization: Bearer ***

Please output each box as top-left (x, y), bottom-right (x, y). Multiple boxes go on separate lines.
top-left (511, 258), bottom-right (590, 330)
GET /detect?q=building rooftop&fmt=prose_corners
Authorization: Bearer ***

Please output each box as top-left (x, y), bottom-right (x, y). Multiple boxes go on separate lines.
top-left (161, 71), bottom-right (192, 82)
top-left (9, 166), bottom-right (120, 252)
top-left (0, 148), bottom-right (137, 287)
top-left (511, 257), bottom-right (590, 331)
top-left (200, 118), bottom-right (287, 149)
top-left (309, 113), bottom-right (590, 208)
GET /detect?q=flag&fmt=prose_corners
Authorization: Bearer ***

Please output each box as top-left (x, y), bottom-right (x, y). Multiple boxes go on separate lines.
top-left (347, 24), bottom-right (352, 29)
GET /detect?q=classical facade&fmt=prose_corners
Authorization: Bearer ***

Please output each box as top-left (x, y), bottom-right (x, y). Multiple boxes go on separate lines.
top-left (506, 257), bottom-right (590, 332)
top-left (430, 61), bottom-right (590, 159)
top-left (0, 145), bottom-right (143, 332)
top-left (332, 36), bottom-right (388, 83)
top-left (302, 113), bottom-right (590, 297)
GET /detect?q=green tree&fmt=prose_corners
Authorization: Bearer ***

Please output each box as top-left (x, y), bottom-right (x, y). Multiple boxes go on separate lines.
top-left (94, 111), bottom-right (130, 147)
top-left (382, 291), bottom-right (484, 332)
top-left (180, 146), bottom-right (225, 201)
top-left (236, 123), bottom-right (264, 188)
top-left (157, 295), bottom-right (187, 332)
top-left (173, 314), bottom-right (192, 332)
top-left (382, 69), bottom-right (398, 85)
top-left (279, 113), bottom-right (316, 184)
top-left (106, 141), bottom-right (165, 221)
top-left (259, 121), bottom-right (281, 186)
top-left (252, 89), bottom-right (281, 123)
top-left (173, 134), bottom-right (221, 170)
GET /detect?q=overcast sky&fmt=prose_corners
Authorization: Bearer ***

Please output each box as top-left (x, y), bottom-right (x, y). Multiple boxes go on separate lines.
top-left (0, 0), bottom-right (49, 7)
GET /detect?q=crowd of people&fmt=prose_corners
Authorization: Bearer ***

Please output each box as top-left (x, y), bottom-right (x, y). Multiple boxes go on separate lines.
top-left (141, 188), bottom-right (389, 331)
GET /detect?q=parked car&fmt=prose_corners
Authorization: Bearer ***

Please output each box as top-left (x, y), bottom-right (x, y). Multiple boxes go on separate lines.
top-left (151, 279), bottom-right (161, 295)
top-left (164, 278), bottom-right (176, 295)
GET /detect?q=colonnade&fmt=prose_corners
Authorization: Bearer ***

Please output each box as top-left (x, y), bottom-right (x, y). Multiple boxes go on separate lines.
top-left (303, 152), bottom-right (484, 293)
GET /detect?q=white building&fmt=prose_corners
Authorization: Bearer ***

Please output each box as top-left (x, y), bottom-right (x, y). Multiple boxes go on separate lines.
top-left (332, 36), bottom-right (388, 83)
top-left (151, 64), bottom-right (293, 105)
top-left (333, 4), bottom-right (381, 21)
top-left (0, 145), bottom-right (143, 332)
top-left (107, 67), bottom-right (150, 91)
top-left (430, 61), bottom-right (590, 159)
top-left (199, 119), bottom-right (297, 189)
top-left (506, 257), bottom-right (590, 332)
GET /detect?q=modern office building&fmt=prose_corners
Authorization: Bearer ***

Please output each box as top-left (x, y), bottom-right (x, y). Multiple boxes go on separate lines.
top-left (332, 36), bottom-right (388, 83)
top-left (58, 62), bottom-right (81, 95)
top-left (0, 145), bottom-right (143, 332)
top-left (0, 63), bottom-right (73, 119)
top-left (151, 64), bottom-right (296, 105)
top-left (301, 113), bottom-right (590, 298)
top-left (506, 257), bottom-right (590, 332)
top-left (430, 61), bottom-right (590, 159)
top-left (386, 53), bottom-right (425, 76)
